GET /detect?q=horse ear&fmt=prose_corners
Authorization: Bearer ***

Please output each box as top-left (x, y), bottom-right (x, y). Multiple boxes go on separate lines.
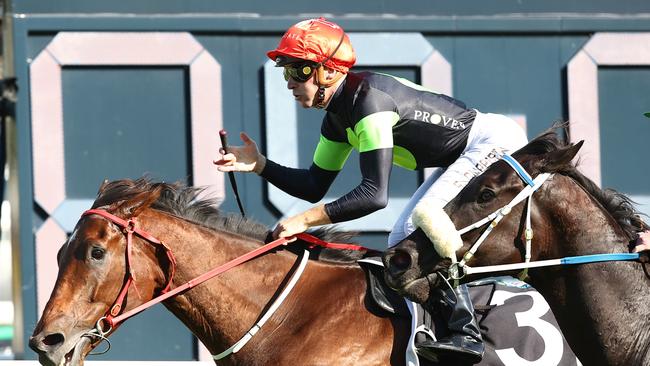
top-left (97, 179), bottom-right (110, 195)
top-left (117, 184), bottom-right (164, 217)
top-left (541, 140), bottom-right (584, 171)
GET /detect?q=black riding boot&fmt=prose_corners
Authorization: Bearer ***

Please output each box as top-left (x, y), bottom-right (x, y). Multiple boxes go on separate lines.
top-left (417, 284), bottom-right (484, 364)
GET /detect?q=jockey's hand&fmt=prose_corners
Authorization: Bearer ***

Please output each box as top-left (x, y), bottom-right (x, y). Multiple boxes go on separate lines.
top-left (633, 230), bottom-right (650, 253)
top-left (213, 132), bottom-right (266, 174)
top-left (633, 230), bottom-right (650, 263)
top-left (272, 216), bottom-right (309, 241)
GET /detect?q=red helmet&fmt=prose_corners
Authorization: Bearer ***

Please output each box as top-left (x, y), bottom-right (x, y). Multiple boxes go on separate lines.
top-left (267, 18), bottom-right (356, 73)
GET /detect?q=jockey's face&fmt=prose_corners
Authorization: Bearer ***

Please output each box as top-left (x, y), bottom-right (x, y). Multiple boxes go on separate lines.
top-left (286, 69), bottom-right (320, 108)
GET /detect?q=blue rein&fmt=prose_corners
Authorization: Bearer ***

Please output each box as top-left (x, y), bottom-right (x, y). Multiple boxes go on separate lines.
top-left (560, 253), bottom-right (640, 265)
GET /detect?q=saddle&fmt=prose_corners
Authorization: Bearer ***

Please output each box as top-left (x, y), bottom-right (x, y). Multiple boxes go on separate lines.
top-left (358, 256), bottom-right (410, 317)
top-left (358, 257), bottom-right (444, 366)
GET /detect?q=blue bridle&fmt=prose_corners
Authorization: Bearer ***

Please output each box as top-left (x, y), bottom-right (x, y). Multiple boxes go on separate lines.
top-left (450, 154), bottom-right (640, 280)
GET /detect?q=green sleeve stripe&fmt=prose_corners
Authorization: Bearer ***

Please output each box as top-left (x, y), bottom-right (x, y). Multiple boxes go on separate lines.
top-left (354, 111), bottom-right (399, 153)
top-left (313, 135), bottom-right (353, 171)
top-left (392, 145), bottom-right (417, 170)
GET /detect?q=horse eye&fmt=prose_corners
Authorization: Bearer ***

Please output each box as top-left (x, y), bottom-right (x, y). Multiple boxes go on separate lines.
top-left (478, 189), bottom-right (496, 203)
top-left (90, 247), bottom-right (105, 260)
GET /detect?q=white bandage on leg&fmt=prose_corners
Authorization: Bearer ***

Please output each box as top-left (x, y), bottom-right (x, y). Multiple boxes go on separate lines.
top-left (411, 200), bottom-right (462, 262)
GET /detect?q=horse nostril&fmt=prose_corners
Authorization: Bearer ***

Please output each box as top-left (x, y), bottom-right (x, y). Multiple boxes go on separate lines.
top-left (28, 332), bottom-right (66, 353)
top-left (388, 250), bottom-right (412, 273)
top-left (42, 333), bottom-right (65, 347)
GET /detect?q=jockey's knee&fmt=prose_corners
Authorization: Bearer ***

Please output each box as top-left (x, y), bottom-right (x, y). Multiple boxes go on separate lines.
top-left (387, 217), bottom-right (417, 247)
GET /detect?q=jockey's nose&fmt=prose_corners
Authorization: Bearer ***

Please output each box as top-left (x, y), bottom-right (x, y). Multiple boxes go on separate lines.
top-left (29, 331), bottom-right (65, 354)
top-left (287, 77), bottom-right (297, 89)
top-left (384, 248), bottom-right (413, 278)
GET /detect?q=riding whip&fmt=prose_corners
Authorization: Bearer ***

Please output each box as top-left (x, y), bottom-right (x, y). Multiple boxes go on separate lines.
top-left (219, 130), bottom-right (246, 217)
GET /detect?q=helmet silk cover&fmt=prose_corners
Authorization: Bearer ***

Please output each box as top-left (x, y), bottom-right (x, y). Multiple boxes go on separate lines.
top-left (267, 17), bottom-right (356, 73)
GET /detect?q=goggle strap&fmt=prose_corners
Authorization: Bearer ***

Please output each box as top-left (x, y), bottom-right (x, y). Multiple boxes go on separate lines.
top-left (313, 30), bottom-right (346, 90)
top-left (316, 31), bottom-right (346, 69)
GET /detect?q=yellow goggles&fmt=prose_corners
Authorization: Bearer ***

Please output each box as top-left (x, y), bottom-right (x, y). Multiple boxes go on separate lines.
top-left (283, 62), bottom-right (317, 82)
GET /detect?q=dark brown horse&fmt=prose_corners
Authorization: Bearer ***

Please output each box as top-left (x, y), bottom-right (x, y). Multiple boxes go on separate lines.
top-left (383, 128), bottom-right (650, 366)
top-left (28, 179), bottom-right (412, 366)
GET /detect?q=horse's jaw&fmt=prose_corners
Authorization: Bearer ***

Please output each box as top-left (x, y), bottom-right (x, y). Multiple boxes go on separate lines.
top-left (65, 336), bottom-right (91, 366)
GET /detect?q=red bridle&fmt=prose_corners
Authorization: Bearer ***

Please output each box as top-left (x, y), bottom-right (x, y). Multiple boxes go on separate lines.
top-left (82, 209), bottom-right (177, 332)
top-left (81, 209), bottom-right (369, 335)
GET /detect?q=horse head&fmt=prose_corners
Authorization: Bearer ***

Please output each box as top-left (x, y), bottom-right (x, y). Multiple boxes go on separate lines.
top-left (384, 129), bottom-right (590, 301)
top-left (383, 128), bottom-right (650, 365)
top-left (29, 178), bottom-right (403, 365)
top-left (29, 180), bottom-right (169, 366)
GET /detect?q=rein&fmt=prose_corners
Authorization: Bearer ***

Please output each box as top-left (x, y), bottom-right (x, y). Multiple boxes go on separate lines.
top-left (80, 209), bottom-right (368, 358)
top-left (449, 155), bottom-right (641, 280)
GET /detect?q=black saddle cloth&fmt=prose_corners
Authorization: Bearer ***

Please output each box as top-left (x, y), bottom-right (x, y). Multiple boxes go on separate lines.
top-left (358, 258), bottom-right (582, 366)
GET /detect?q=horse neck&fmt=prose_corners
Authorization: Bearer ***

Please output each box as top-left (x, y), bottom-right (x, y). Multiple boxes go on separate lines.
top-left (532, 175), bottom-right (650, 365)
top-left (137, 210), bottom-right (301, 357)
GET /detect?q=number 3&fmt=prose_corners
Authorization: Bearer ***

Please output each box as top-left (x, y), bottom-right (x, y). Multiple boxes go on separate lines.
top-left (490, 290), bottom-right (564, 366)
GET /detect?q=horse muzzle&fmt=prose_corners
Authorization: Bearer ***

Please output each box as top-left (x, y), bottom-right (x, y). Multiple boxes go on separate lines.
top-left (383, 244), bottom-right (454, 303)
top-left (30, 330), bottom-right (92, 366)
top-left (383, 247), bottom-right (416, 282)
top-left (382, 248), bottom-right (427, 299)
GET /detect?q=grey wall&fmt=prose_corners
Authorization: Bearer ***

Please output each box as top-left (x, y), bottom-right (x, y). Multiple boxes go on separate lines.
top-left (5, 0), bottom-right (650, 361)
top-left (10, 0), bottom-right (650, 15)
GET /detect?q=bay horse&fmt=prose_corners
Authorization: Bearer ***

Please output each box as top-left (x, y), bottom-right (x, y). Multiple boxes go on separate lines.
top-left (28, 178), bottom-right (413, 366)
top-left (383, 128), bottom-right (650, 366)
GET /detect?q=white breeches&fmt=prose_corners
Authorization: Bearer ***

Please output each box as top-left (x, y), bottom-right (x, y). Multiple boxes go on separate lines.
top-left (387, 111), bottom-right (528, 247)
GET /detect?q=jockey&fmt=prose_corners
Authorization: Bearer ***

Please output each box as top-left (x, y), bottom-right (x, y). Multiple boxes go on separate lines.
top-left (214, 17), bottom-right (530, 364)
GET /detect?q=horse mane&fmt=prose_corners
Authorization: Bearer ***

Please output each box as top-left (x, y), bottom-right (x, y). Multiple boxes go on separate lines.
top-left (91, 178), bottom-right (367, 263)
top-left (516, 125), bottom-right (648, 241)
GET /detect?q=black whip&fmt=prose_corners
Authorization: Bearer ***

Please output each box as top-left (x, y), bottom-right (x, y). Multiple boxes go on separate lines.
top-left (219, 130), bottom-right (246, 217)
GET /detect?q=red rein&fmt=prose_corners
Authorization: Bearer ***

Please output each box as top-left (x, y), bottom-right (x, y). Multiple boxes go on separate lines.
top-left (82, 209), bottom-right (369, 332)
